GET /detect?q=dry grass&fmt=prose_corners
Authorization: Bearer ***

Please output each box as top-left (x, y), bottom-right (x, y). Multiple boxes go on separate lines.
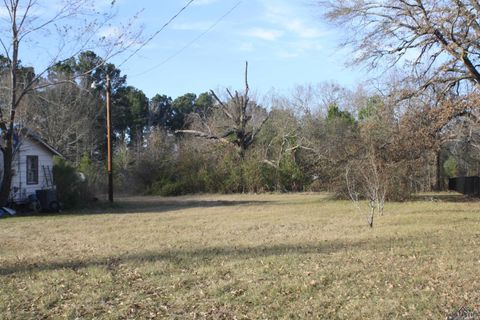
top-left (0, 193), bottom-right (479, 319)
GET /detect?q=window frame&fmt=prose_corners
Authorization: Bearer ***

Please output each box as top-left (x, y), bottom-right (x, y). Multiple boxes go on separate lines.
top-left (26, 155), bottom-right (39, 185)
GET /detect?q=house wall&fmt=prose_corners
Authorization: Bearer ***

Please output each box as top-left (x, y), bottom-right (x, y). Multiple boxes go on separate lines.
top-left (9, 139), bottom-right (55, 202)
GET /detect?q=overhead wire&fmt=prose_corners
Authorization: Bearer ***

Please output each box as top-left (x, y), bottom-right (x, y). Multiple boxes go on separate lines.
top-left (117, 0), bottom-right (195, 68)
top-left (130, 0), bottom-right (243, 78)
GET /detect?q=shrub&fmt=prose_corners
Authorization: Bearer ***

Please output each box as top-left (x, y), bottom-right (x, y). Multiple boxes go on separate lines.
top-left (443, 156), bottom-right (458, 178)
top-left (53, 156), bottom-right (91, 208)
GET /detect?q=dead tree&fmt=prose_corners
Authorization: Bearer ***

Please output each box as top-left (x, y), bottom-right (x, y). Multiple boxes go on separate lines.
top-left (176, 62), bottom-right (268, 158)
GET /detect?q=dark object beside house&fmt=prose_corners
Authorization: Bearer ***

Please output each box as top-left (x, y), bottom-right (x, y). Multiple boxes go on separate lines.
top-left (35, 189), bottom-right (60, 212)
top-left (448, 176), bottom-right (480, 196)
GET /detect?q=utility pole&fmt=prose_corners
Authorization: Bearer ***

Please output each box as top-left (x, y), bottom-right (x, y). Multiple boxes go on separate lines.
top-left (106, 74), bottom-right (114, 203)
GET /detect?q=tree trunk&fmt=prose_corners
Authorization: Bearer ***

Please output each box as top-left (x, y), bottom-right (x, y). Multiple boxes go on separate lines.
top-left (0, 12), bottom-right (19, 206)
top-left (0, 148), bottom-right (13, 205)
top-left (368, 207), bottom-right (374, 228)
top-left (435, 150), bottom-right (444, 191)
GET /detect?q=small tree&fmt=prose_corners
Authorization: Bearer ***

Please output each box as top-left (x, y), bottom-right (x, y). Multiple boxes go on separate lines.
top-left (344, 95), bottom-right (393, 227)
top-left (345, 148), bottom-right (388, 228)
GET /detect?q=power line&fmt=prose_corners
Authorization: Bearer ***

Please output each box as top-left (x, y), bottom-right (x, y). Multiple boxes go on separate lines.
top-left (118, 0), bottom-right (195, 68)
top-left (130, 1), bottom-right (243, 78)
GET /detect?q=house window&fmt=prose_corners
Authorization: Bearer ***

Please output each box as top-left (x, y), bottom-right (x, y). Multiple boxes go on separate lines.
top-left (26, 156), bottom-right (38, 185)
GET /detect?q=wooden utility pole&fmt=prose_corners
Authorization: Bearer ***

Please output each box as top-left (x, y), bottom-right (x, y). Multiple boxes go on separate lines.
top-left (106, 74), bottom-right (114, 203)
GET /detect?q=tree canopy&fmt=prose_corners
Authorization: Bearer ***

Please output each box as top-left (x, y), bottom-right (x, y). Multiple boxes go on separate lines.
top-left (323, 0), bottom-right (480, 92)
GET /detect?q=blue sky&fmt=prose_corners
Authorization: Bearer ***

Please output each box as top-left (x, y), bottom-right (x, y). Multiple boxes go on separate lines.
top-left (9, 0), bottom-right (364, 100)
top-left (104, 0), bottom-right (366, 99)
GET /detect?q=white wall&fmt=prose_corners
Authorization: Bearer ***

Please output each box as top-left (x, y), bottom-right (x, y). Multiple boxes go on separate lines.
top-left (8, 138), bottom-right (55, 202)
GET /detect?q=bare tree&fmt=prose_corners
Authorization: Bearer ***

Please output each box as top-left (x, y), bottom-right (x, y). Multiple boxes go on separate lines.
top-left (345, 153), bottom-right (387, 228)
top-left (18, 73), bottom-right (103, 163)
top-left (177, 62), bottom-right (269, 159)
top-left (0, 0), bottom-right (139, 205)
top-left (322, 0), bottom-right (480, 92)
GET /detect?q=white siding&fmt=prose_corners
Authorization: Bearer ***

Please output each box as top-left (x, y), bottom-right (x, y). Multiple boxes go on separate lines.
top-left (0, 138), bottom-right (55, 202)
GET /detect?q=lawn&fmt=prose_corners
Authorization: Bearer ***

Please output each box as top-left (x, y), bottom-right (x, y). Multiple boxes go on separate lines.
top-left (0, 193), bottom-right (479, 319)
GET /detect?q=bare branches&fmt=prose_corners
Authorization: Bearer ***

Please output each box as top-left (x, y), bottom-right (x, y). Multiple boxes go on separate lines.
top-left (178, 62), bottom-right (269, 158)
top-left (322, 0), bottom-right (480, 91)
top-left (174, 129), bottom-right (231, 145)
top-left (244, 61), bottom-right (249, 96)
top-left (210, 89), bottom-right (234, 121)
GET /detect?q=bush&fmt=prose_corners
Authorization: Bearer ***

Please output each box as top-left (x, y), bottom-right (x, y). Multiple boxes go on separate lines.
top-left (78, 153), bottom-right (106, 196)
top-left (53, 156), bottom-right (91, 208)
top-left (443, 156), bottom-right (458, 178)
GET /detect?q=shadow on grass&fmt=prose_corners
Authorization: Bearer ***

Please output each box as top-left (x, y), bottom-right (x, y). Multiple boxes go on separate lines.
top-left (0, 240), bottom-right (370, 276)
top-left (16, 199), bottom-right (272, 217)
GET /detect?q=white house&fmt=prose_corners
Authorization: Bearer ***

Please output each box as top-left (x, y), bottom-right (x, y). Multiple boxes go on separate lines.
top-left (0, 131), bottom-right (62, 203)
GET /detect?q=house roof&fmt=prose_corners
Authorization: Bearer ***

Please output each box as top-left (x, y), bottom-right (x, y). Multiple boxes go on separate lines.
top-left (16, 128), bottom-right (64, 158)
top-left (29, 134), bottom-right (64, 158)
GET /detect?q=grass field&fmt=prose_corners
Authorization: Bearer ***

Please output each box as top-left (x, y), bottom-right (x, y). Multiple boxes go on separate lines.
top-left (0, 193), bottom-right (479, 319)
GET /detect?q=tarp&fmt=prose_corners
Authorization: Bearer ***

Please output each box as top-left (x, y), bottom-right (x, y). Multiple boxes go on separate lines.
top-left (0, 207), bottom-right (16, 218)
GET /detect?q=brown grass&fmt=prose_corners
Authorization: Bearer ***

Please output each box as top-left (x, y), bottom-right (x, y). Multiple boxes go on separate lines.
top-left (0, 193), bottom-right (479, 319)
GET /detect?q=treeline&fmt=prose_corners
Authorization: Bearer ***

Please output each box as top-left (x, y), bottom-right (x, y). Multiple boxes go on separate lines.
top-left (11, 51), bottom-right (480, 204)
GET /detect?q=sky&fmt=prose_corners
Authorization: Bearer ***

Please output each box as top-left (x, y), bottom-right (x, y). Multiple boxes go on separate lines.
top-left (100, 0), bottom-right (366, 100)
top-left (5, 0), bottom-right (366, 100)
